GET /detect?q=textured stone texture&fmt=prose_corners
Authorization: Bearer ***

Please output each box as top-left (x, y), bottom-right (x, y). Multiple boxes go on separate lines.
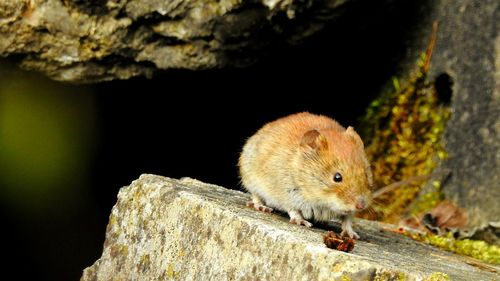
top-left (397, 0), bottom-right (500, 230)
top-left (0, 0), bottom-right (349, 83)
top-left (81, 174), bottom-right (499, 281)
top-left (434, 0), bottom-right (500, 231)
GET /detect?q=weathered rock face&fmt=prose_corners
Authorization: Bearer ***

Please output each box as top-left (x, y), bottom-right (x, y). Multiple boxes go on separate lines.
top-left (0, 0), bottom-right (349, 83)
top-left (81, 174), bottom-right (499, 281)
top-left (397, 0), bottom-right (500, 230)
top-left (433, 0), bottom-right (500, 231)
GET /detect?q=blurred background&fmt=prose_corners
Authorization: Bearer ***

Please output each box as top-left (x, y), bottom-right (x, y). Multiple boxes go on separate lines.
top-left (0, 2), bottom-right (426, 280)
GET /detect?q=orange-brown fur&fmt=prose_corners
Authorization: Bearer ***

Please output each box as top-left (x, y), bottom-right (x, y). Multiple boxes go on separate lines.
top-left (239, 112), bottom-right (373, 238)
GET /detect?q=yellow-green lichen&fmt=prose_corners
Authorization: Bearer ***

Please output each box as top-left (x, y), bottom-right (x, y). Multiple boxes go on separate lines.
top-left (359, 50), bottom-right (450, 223)
top-left (109, 244), bottom-right (129, 259)
top-left (424, 272), bottom-right (450, 281)
top-left (340, 274), bottom-right (351, 281)
top-left (166, 263), bottom-right (180, 279)
top-left (374, 271), bottom-right (406, 281)
top-left (138, 254), bottom-right (151, 272)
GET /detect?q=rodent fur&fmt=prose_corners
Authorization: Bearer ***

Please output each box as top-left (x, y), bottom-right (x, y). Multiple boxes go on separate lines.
top-left (239, 112), bottom-right (373, 238)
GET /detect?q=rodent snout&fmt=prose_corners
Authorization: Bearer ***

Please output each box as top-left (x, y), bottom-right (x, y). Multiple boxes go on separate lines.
top-left (355, 197), bottom-right (368, 210)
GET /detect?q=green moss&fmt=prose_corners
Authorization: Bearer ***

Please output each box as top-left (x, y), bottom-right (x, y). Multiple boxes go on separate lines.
top-left (402, 231), bottom-right (500, 265)
top-left (410, 180), bottom-right (444, 216)
top-left (359, 51), bottom-right (451, 223)
top-left (424, 233), bottom-right (500, 265)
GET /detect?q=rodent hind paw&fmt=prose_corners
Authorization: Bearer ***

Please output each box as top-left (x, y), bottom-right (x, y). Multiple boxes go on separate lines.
top-left (289, 218), bottom-right (313, 228)
top-left (246, 201), bottom-right (273, 212)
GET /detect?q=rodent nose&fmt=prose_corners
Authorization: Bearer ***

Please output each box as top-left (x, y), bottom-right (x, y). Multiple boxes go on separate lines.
top-left (355, 198), bottom-right (367, 210)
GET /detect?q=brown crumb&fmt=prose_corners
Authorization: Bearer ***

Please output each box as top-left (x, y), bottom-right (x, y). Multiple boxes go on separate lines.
top-left (323, 231), bottom-right (355, 252)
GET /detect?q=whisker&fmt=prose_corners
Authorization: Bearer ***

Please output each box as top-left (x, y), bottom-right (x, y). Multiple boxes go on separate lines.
top-left (371, 198), bottom-right (387, 206)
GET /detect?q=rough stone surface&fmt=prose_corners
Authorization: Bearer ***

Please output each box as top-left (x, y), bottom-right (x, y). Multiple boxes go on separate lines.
top-left (390, 0), bottom-right (500, 230)
top-left (81, 174), bottom-right (499, 281)
top-left (433, 0), bottom-right (500, 231)
top-left (0, 0), bottom-right (349, 83)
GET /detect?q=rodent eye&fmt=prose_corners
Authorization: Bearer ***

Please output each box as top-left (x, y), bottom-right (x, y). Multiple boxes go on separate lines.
top-left (333, 172), bottom-right (343, 182)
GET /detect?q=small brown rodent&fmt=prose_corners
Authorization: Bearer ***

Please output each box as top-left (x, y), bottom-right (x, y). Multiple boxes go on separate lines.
top-left (239, 112), bottom-right (373, 239)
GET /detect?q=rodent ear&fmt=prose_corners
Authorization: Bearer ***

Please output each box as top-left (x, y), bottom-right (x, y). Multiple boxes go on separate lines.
top-left (345, 126), bottom-right (364, 148)
top-left (301, 130), bottom-right (328, 150)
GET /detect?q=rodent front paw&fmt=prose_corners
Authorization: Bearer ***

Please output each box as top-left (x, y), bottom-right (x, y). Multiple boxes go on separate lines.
top-left (340, 215), bottom-right (360, 239)
top-left (340, 229), bottom-right (360, 240)
top-left (288, 210), bottom-right (313, 227)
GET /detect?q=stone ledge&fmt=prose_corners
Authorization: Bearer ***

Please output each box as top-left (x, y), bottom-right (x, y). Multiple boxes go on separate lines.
top-left (81, 174), bottom-right (499, 280)
top-left (0, 0), bottom-right (350, 83)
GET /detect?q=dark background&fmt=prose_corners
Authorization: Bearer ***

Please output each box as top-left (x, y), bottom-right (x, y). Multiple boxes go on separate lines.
top-left (0, 1), bottom-right (430, 280)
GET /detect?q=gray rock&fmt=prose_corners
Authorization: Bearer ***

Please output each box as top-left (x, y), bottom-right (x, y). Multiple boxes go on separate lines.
top-left (0, 0), bottom-right (349, 83)
top-left (81, 174), bottom-right (499, 281)
top-left (397, 0), bottom-right (500, 230)
top-left (435, 0), bottom-right (500, 231)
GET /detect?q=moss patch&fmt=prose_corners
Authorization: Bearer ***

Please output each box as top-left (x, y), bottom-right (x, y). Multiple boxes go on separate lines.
top-left (399, 230), bottom-right (500, 265)
top-left (425, 233), bottom-right (500, 265)
top-left (359, 50), bottom-right (450, 223)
